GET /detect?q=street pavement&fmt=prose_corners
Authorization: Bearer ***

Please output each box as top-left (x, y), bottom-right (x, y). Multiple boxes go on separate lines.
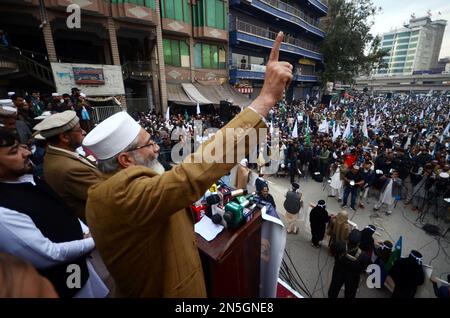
top-left (241, 169), bottom-right (450, 298)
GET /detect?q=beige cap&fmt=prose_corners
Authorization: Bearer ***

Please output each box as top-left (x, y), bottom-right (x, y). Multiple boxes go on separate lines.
top-left (33, 110), bottom-right (79, 138)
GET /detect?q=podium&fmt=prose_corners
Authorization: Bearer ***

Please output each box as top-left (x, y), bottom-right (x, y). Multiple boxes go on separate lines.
top-left (196, 210), bottom-right (262, 297)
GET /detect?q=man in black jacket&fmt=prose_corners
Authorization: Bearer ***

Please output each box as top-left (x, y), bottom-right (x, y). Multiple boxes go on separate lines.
top-left (283, 182), bottom-right (302, 234)
top-left (389, 250), bottom-right (425, 298)
top-left (309, 199), bottom-right (330, 248)
top-left (328, 229), bottom-right (370, 298)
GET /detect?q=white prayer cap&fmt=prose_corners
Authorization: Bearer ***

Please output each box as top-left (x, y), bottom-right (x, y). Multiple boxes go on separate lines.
top-left (7, 92), bottom-right (15, 96)
top-left (240, 158), bottom-right (248, 166)
top-left (0, 105), bottom-right (17, 117)
top-left (439, 172), bottom-right (449, 179)
top-left (83, 111), bottom-right (141, 160)
top-left (0, 99), bottom-right (14, 107)
top-left (52, 93), bottom-right (59, 97)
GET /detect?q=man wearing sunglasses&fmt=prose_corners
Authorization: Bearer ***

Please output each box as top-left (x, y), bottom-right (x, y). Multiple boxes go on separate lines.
top-left (83, 32), bottom-right (293, 297)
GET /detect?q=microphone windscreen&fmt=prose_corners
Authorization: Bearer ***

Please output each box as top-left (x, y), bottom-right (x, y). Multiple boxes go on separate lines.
top-left (206, 194), bottom-right (221, 205)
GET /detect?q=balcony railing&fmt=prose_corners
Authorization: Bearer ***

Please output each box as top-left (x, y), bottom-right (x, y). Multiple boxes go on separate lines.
top-left (308, 0), bottom-right (328, 14)
top-left (230, 64), bottom-right (318, 81)
top-left (122, 61), bottom-right (152, 79)
top-left (233, 19), bottom-right (321, 54)
top-left (260, 0), bottom-right (321, 28)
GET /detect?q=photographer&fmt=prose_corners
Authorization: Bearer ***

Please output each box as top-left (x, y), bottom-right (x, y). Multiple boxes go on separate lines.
top-left (412, 166), bottom-right (433, 212)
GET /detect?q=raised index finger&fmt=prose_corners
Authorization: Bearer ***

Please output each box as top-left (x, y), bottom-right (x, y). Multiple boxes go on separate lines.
top-left (269, 31), bottom-right (284, 62)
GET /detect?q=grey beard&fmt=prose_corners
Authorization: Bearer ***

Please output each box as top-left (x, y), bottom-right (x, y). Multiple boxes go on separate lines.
top-left (146, 158), bottom-right (165, 175)
top-left (133, 152), bottom-right (165, 175)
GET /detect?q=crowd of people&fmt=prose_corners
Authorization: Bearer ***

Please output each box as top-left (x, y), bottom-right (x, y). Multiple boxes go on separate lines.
top-left (0, 33), bottom-right (449, 297)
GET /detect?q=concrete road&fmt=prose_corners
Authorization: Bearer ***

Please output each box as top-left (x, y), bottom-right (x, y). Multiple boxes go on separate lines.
top-left (244, 169), bottom-right (450, 298)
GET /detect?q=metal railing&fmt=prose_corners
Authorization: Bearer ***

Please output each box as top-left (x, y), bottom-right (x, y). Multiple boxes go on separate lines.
top-left (91, 105), bottom-right (123, 124)
top-left (233, 19), bottom-right (321, 53)
top-left (122, 61), bottom-right (153, 79)
top-left (309, 0), bottom-right (328, 11)
top-left (230, 63), bottom-right (266, 71)
top-left (230, 63), bottom-right (317, 77)
top-left (260, 0), bottom-right (321, 29)
top-left (0, 46), bottom-right (54, 86)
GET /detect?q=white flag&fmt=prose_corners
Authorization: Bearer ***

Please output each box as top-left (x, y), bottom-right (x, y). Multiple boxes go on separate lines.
top-left (420, 110), bottom-right (424, 120)
top-left (292, 120), bottom-right (298, 138)
top-left (165, 106), bottom-right (170, 122)
top-left (371, 110), bottom-right (377, 125)
top-left (318, 118), bottom-right (327, 133)
top-left (442, 122), bottom-right (450, 141)
top-left (364, 109), bottom-right (369, 118)
top-left (343, 119), bottom-right (352, 139)
top-left (332, 123), bottom-right (341, 142)
top-left (196, 102), bottom-right (200, 115)
top-left (362, 117), bottom-right (369, 138)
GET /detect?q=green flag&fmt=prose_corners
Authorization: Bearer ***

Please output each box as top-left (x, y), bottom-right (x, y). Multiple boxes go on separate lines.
top-left (305, 128), bottom-right (311, 146)
top-left (385, 236), bottom-right (402, 272)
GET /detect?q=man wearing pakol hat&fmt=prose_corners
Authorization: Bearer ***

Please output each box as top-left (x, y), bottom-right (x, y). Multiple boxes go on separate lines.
top-left (309, 199), bottom-right (331, 247)
top-left (83, 32), bottom-right (292, 297)
top-left (389, 250), bottom-right (425, 298)
top-left (0, 129), bottom-right (108, 298)
top-left (0, 100), bottom-right (31, 144)
top-left (283, 182), bottom-right (302, 234)
top-left (34, 110), bottom-right (102, 221)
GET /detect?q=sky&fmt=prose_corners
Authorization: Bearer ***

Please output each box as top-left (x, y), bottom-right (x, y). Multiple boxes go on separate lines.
top-left (370, 0), bottom-right (450, 59)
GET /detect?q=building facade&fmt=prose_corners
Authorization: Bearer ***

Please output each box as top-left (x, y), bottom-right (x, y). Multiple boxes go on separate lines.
top-left (0, 0), bottom-right (249, 116)
top-left (377, 16), bottom-right (447, 76)
top-left (228, 0), bottom-right (327, 101)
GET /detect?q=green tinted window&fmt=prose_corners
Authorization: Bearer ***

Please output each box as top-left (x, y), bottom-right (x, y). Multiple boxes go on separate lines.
top-left (397, 38), bottom-right (410, 44)
top-left (216, 1), bottom-right (224, 29)
top-left (180, 41), bottom-right (190, 67)
top-left (194, 44), bottom-right (202, 68)
top-left (175, 0), bottom-right (183, 21)
top-left (184, 0), bottom-right (190, 23)
top-left (163, 38), bottom-right (172, 65)
top-left (202, 44), bottom-right (211, 68)
top-left (206, 0), bottom-right (215, 27)
top-left (163, 39), bottom-right (190, 67)
top-left (210, 45), bottom-right (218, 68)
top-left (165, 0), bottom-right (174, 19)
top-left (397, 32), bottom-right (410, 38)
top-left (219, 47), bottom-right (226, 68)
top-left (171, 40), bottom-right (180, 67)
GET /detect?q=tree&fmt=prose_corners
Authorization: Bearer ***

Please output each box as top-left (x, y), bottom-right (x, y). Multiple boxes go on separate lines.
top-left (320, 0), bottom-right (389, 85)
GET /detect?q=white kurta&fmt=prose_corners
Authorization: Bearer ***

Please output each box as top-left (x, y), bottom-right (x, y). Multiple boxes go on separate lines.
top-left (379, 179), bottom-right (395, 206)
top-left (330, 170), bottom-right (342, 190)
